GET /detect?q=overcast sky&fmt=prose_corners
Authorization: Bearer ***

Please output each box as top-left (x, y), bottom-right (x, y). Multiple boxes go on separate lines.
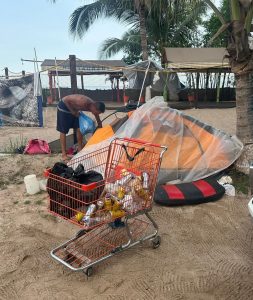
top-left (0, 0), bottom-right (126, 74)
top-left (0, 0), bottom-right (222, 75)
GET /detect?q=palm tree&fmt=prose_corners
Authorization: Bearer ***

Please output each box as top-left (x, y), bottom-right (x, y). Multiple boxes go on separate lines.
top-left (134, 0), bottom-right (150, 60)
top-left (68, 0), bottom-right (150, 60)
top-left (99, 1), bottom-right (205, 64)
top-left (67, 0), bottom-right (204, 62)
top-left (202, 0), bottom-right (253, 172)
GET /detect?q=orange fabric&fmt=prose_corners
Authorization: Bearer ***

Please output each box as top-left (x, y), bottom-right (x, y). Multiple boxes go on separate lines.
top-left (85, 125), bottom-right (114, 147)
top-left (84, 110), bottom-right (230, 169)
top-left (136, 121), bottom-right (229, 169)
top-left (127, 111), bottom-right (134, 118)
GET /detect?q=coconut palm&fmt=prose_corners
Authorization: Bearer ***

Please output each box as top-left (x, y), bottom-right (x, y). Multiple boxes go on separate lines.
top-left (99, 1), bottom-right (205, 64)
top-left (68, 0), bottom-right (149, 60)
top-left (202, 0), bottom-right (253, 172)
top-left (67, 0), bottom-right (204, 61)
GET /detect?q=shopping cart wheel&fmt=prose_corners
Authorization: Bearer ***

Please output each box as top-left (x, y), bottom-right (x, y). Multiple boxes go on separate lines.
top-left (76, 229), bottom-right (87, 238)
top-left (152, 236), bottom-right (161, 249)
top-left (84, 267), bottom-right (93, 277)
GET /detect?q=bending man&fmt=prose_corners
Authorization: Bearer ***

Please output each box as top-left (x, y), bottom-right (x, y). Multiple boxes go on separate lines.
top-left (57, 94), bottom-right (105, 161)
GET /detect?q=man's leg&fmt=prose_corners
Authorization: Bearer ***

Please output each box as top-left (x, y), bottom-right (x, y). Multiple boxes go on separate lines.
top-left (60, 132), bottom-right (68, 160)
top-left (76, 128), bottom-right (83, 152)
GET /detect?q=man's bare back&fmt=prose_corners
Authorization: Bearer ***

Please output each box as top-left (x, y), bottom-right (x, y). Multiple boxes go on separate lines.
top-left (63, 94), bottom-right (94, 116)
top-left (57, 94), bottom-right (105, 161)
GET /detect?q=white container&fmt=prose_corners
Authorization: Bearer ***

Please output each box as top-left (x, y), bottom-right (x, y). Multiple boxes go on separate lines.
top-left (24, 174), bottom-right (40, 195)
top-left (248, 198), bottom-right (253, 219)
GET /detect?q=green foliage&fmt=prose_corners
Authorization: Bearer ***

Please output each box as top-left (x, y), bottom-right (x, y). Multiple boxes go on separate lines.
top-left (35, 199), bottom-right (43, 205)
top-left (99, 0), bottom-right (207, 63)
top-left (4, 135), bottom-right (28, 154)
top-left (203, 0), bottom-right (230, 47)
top-left (227, 166), bottom-right (249, 195)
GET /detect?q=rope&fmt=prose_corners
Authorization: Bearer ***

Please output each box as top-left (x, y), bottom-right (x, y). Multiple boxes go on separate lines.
top-left (39, 58), bottom-right (70, 73)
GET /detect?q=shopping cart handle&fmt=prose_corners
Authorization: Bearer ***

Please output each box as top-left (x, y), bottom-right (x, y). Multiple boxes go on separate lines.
top-left (123, 137), bottom-right (161, 148)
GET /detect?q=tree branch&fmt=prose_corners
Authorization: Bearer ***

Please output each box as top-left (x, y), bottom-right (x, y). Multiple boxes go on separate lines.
top-left (203, 0), bottom-right (226, 24)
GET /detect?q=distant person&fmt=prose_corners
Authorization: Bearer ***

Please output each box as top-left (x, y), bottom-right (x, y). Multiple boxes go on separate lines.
top-left (57, 94), bottom-right (105, 161)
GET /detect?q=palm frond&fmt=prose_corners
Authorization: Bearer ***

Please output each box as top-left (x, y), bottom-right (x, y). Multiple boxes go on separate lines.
top-left (69, 0), bottom-right (133, 38)
top-left (98, 29), bottom-right (141, 59)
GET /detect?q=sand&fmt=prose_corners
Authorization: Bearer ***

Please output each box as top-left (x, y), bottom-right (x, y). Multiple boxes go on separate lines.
top-left (1, 106), bottom-right (253, 300)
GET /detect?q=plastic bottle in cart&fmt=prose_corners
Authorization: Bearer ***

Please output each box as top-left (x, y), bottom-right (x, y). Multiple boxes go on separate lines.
top-left (97, 199), bottom-right (104, 210)
top-left (112, 199), bottom-right (121, 211)
top-left (82, 204), bottom-right (96, 224)
top-left (134, 185), bottom-right (150, 203)
top-left (117, 186), bottom-right (125, 200)
top-left (104, 194), bottom-right (112, 210)
top-left (142, 172), bottom-right (149, 189)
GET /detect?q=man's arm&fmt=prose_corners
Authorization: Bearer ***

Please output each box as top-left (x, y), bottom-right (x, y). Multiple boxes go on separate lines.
top-left (89, 103), bottom-right (102, 128)
top-left (94, 114), bottom-right (102, 128)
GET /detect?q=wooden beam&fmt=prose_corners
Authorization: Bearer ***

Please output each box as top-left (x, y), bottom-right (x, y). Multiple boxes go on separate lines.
top-left (4, 68), bottom-right (8, 79)
top-left (81, 75), bottom-right (84, 91)
top-left (69, 55), bottom-right (77, 94)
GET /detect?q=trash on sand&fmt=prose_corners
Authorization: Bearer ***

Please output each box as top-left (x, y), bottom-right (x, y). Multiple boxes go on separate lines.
top-left (218, 176), bottom-right (233, 185)
top-left (248, 198), bottom-right (253, 218)
top-left (217, 176), bottom-right (235, 196)
top-left (222, 183), bottom-right (236, 197)
top-left (39, 179), bottom-right (48, 191)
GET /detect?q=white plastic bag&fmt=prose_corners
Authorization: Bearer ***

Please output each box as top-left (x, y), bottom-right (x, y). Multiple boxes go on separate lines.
top-left (223, 183), bottom-right (236, 197)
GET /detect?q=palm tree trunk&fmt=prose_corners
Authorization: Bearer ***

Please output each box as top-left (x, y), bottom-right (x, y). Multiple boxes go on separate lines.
top-left (234, 67), bottom-right (253, 173)
top-left (138, 3), bottom-right (149, 61)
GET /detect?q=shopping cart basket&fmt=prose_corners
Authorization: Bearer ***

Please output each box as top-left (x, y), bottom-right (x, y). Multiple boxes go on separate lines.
top-left (46, 138), bottom-right (167, 276)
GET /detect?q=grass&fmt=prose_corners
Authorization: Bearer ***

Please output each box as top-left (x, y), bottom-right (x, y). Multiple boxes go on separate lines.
top-left (226, 166), bottom-right (249, 195)
top-left (0, 181), bottom-right (7, 190)
top-left (35, 199), bottom-right (43, 205)
top-left (3, 134), bottom-right (28, 153)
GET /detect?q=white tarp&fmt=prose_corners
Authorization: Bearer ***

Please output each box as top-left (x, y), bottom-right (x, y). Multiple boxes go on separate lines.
top-left (0, 74), bottom-right (42, 127)
top-left (73, 98), bottom-right (243, 183)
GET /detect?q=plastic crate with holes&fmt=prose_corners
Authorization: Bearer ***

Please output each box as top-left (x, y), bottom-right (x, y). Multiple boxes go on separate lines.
top-left (45, 138), bottom-right (167, 276)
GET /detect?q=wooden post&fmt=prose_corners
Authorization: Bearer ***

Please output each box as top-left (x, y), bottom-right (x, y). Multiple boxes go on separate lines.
top-left (53, 75), bottom-right (56, 102)
top-left (196, 72), bottom-right (200, 104)
top-left (22, 70), bottom-right (25, 77)
top-left (69, 55), bottom-right (77, 94)
top-left (116, 78), bottom-right (120, 103)
top-left (81, 74), bottom-right (84, 92)
top-left (204, 71), bottom-right (209, 101)
top-left (48, 71), bottom-right (53, 104)
top-left (69, 55), bottom-right (78, 144)
top-left (4, 68), bottom-right (8, 79)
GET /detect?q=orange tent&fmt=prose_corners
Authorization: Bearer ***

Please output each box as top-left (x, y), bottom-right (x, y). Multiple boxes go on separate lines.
top-left (80, 100), bottom-right (243, 183)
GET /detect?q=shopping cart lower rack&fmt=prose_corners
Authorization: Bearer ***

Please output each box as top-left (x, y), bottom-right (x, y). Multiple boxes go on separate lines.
top-left (46, 138), bottom-right (167, 276)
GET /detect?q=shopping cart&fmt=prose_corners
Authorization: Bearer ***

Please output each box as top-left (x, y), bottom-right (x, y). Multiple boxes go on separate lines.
top-left (46, 138), bottom-right (167, 276)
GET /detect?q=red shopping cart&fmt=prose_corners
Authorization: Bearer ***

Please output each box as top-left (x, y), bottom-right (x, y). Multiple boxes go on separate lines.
top-left (46, 138), bottom-right (167, 276)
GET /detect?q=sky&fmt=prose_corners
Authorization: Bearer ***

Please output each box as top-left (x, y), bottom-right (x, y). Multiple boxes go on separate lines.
top-left (0, 0), bottom-right (222, 76)
top-left (0, 0), bottom-right (127, 74)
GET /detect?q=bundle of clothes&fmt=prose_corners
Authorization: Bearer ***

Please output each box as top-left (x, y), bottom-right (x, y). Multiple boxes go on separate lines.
top-left (47, 162), bottom-right (104, 218)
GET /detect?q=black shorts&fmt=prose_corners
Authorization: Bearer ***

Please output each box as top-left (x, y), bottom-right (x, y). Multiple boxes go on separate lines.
top-left (56, 100), bottom-right (79, 134)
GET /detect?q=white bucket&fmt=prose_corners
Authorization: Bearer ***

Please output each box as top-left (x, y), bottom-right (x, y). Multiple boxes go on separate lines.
top-left (24, 174), bottom-right (40, 195)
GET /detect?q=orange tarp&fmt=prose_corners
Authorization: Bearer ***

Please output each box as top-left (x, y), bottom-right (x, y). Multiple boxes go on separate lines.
top-left (85, 125), bottom-right (114, 147)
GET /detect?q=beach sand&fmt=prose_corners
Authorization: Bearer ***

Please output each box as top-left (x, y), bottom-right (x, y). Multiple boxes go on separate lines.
top-left (1, 106), bottom-right (253, 300)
